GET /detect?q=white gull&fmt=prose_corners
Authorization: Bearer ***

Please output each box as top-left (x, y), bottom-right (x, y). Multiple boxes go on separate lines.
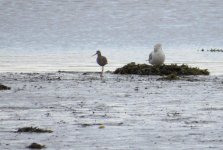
top-left (148, 43), bottom-right (165, 65)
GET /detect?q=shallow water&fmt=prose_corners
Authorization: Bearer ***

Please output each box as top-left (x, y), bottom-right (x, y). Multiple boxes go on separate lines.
top-left (0, 49), bottom-right (223, 75)
top-left (0, 0), bottom-right (223, 74)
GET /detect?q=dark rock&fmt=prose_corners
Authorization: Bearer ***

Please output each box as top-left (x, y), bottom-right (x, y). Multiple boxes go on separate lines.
top-left (0, 84), bottom-right (11, 90)
top-left (27, 143), bottom-right (46, 149)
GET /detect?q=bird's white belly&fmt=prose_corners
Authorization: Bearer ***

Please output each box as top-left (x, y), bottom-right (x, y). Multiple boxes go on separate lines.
top-left (150, 53), bottom-right (165, 65)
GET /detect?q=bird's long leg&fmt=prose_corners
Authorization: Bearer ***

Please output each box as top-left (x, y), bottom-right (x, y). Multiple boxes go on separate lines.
top-left (100, 66), bottom-right (104, 78)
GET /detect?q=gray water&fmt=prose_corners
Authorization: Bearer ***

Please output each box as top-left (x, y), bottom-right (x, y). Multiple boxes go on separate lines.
top-left (0, 0), bottom-right (223, 74)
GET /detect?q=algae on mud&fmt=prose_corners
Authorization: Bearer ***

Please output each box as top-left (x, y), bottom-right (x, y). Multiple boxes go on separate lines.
top-left (158, 73), bottom-right (180, 81)
top-left (17, 127), bottom-right (53, 133)
top-left (114, 62), bottom-right (209, 75)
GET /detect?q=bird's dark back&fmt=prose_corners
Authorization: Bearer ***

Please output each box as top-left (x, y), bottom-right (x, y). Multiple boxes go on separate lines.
top-left (97, 56), bottom-right (108, 66)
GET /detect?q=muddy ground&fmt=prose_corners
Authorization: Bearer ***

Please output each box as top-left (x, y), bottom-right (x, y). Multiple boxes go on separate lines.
top-left (0, 72), bottom-right (223, 150)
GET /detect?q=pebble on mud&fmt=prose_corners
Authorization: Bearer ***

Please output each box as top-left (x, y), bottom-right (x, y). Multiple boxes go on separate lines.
top-left (99, 125), bottom-right (105, 129)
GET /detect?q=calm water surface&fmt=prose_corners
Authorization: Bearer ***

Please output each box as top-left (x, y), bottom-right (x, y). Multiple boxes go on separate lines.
top-left (0, 0), bottom-right (223, 74)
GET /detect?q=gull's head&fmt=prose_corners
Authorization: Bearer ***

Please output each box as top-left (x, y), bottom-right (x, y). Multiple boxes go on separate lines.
top-left (154, 43), bottom-right (162, 52)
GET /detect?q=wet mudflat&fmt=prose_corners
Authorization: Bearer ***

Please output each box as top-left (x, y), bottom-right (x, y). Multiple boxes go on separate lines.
top-left (0, 72), bottom-right (223, 150)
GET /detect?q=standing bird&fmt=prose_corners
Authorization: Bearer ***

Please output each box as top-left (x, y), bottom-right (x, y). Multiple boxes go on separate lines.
top-left (93, 50), bottom-right (108, 77)
top-left (148, 43), bottom-right (165, 65)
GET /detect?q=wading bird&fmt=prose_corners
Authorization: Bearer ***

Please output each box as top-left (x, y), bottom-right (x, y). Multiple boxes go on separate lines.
top-left (93, 50), bottom-right (108, 77)
top-left (148, 43), bottom-right (165, 65)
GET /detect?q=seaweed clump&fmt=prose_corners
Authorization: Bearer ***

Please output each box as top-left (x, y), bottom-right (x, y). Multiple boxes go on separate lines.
top-left (27, 143), bottom-right (46, 149)
top-left (114, 62), bottom-right (209, 76)
top-left (17, 127), bottom-right (53, 133)
top-left (0, 84), bottom-right (11, 90)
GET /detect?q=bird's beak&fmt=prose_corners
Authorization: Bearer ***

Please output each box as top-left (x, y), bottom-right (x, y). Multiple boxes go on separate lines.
top-left (92, 53), bottom-right (97, 57)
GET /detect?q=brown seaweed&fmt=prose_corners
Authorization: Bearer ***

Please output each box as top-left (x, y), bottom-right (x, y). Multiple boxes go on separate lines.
top-left (114, 62), bottom-right (209, 76)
